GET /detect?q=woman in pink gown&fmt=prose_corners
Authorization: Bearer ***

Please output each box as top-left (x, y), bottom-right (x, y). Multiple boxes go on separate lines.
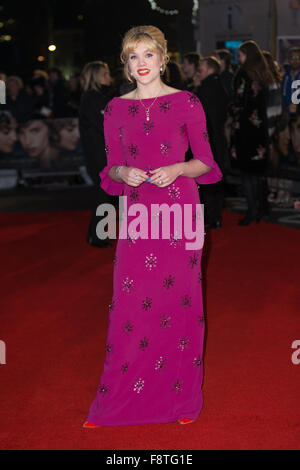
top-left (84, 26), bottom-right (222, 427)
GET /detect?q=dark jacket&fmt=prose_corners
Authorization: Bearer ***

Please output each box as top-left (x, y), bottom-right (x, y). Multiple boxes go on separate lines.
top-left (49, 79), bottom-right (70, 118)
top-left (79, 85), bottom-right (113, 185)
top-left (220, 69), bottom-right (234, 101)
top-left (196, 73), bottom-right (231, 174)
top-left (231, 67), bottom-right (269, 174)
top-left (6, 90), bottom-right (34, 122)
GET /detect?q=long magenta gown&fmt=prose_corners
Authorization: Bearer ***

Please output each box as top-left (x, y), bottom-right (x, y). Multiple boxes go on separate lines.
top-left (86, 90), bottom-right (222, 426)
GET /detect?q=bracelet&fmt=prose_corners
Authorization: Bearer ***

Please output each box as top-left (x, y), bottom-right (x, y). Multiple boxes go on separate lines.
top-left (115, 165), bottom-right (124, 179)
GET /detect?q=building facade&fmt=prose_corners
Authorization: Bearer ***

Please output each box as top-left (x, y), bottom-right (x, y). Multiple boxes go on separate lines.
top-left (194, 0), bottom-right (300, 63)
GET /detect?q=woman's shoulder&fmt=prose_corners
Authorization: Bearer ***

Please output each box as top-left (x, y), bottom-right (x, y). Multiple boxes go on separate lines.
top-left (181, 89), bottom-right (203, 111)
top-left (103, 96), bottom-right (118, 117)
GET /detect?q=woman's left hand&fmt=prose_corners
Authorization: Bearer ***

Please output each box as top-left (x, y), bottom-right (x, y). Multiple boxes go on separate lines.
top-left (148, 163), bottom-right (182, 187)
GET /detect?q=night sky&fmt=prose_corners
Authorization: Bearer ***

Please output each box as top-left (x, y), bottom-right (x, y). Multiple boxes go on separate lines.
top-left (0, 0), bottom-right (195, 77)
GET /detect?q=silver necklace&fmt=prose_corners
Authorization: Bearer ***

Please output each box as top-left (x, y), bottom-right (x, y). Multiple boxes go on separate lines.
top-left (135, 86), bottom-right (163, 121)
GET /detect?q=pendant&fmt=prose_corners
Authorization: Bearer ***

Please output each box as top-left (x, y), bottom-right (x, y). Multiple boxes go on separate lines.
top-left (146, 109), bottom-right (150, 121)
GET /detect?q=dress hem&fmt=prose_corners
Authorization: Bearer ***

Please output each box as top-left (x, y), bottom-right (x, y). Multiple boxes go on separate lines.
top-left (86, 411), bottom-right (202, 427)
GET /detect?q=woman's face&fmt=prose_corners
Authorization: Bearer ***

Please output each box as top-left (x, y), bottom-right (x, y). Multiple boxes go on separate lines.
top-left (290, 116), bottom-right (300, 162)
top-left (289, 52), bottom-right (300, 72)
top-left (238, 50), bottom-right (247, 64)
top-left (128, 41), bottom-right (163, 83)
top-left (58, 118), bottom-right (80, 150)
top-left (19, 120), bottom-right (49, 157)
top-left (99, 68), bottom-right (112, 86)
top-left (0, 122), bottom-right (17, 153)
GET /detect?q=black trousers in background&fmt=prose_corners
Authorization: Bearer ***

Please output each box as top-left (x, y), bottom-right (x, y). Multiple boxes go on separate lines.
top-left (240, 171), bottom-right (269, 218)
top-left (198, 179), bottom-right (225, 225)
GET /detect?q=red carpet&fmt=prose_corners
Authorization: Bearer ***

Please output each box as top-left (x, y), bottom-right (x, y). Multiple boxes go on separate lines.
top-left (0, 209), bottom-right (299, 450)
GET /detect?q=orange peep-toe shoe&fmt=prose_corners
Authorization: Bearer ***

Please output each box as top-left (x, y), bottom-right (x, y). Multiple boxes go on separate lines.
top-left (177, 418), bottom-right (195, 424)
top-left (83, 421), bottom-right (100, 428)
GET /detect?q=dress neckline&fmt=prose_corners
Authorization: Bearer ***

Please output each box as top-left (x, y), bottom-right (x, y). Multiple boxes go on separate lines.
top-left (115, 90), bottom-right (186, 101)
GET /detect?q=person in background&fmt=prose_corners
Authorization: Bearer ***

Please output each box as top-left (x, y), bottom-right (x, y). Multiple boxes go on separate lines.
top-left (48, 67), bottom-right (70, 118)
top-left (30, 75), bottom-right (51, 118)
top-left (164, 61), bottom-right (185, 90)
top-left (231, 40), bottom-right (275, 226)
top-left (195, 56), bottom-right (230, 229)
top-left (268, 115), bottom-right (293, 205)
top-left (181, 52), bottom-right (202, 90)
top-left (33, 69), bottom-right (49, 82)
top-left (79, 60), bottom-right (114, 248)
top-left (0, 71), bottom-right (7, 82)
top-left (282, 46), bottom-right (300, 115)
top-left (214, 49), bottom-right (234, 100)
top-left (6, 75), bottom-right (34, 122)
top-left (110, 66), bottom-right (136, 96)
top-left (263, 51), bottom-right (283, 138)
top-left (262, 51), bottom-right (283, 207)
top-left (68, 73), bottom-right (82, 116)
top-left (290, 114), bottom-right (300, 166)
top-left (162, 61), bottom-right (184, 90)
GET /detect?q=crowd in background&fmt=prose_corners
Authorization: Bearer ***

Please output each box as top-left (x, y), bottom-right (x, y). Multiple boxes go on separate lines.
top-left (1, 40), bottom-right (300, 230)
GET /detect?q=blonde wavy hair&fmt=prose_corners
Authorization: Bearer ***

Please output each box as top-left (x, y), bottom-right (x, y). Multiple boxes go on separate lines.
top-left (120, 25), bottom-right (170, 83)
top-left (80, 61), bottom-right (109, 92)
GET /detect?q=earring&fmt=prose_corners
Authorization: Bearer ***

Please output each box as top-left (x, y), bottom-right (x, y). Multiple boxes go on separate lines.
top-left (160, 65), bottom-right (163, 73)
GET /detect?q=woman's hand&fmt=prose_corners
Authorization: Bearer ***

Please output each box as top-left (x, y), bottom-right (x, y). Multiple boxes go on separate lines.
top-left (148, 163), bottom-right (182, 187)
top-left (119, 166), bottom-right (148, 187)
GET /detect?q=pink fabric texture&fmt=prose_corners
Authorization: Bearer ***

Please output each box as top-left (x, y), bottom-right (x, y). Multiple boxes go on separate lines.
top-left (87, 90), bottom-right (222, 425)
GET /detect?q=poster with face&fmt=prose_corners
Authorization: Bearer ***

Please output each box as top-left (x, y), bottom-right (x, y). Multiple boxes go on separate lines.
top-left (270, 114), bottom-right (300, 172)
top-left (18, 119), bottom-right (59, 168)
top-left (52, 118), bottom-right (81, 156)
top-left (0, 111), bottom-right (17, 156)
top-left (0, 115), bottom-right (83, 171)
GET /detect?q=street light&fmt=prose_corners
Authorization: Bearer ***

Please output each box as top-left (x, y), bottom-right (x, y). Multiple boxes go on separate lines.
top-left (48, 44), bottom-right (56, 52)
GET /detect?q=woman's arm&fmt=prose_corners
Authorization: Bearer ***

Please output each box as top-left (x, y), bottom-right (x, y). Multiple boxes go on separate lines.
top-left (183, 91), bottom-right (223, 184)
top-left (174, 160), bottom-right (211, 179)
top-left (98, 99), bottom-right (126, 195)
top-left (108, 165), bottom-right (123, 183)
top-left (108, 164), bottom-right (148, 186)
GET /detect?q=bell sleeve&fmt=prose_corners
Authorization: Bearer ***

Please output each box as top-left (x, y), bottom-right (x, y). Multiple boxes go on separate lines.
top-left (184, 91), bottom-right (223, 184)
top-left (99, 98), bottom-right (125, 195)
